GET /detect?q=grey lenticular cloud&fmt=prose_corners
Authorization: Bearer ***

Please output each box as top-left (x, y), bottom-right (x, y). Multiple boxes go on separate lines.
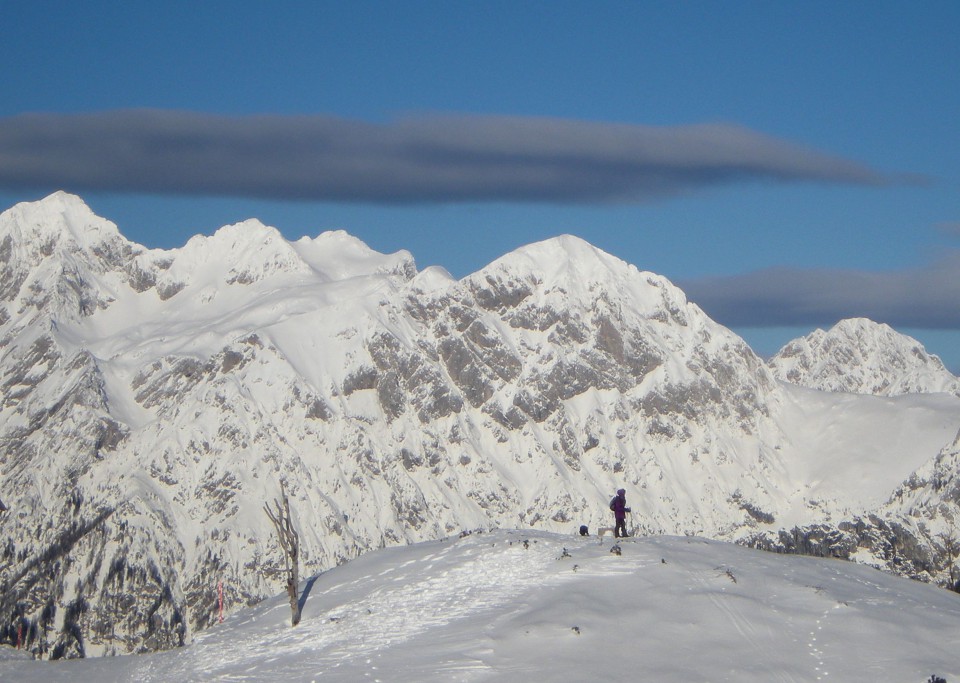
top-left (681, 250), bottom-right (960, 329)
top-left (0, 109), bottom-right (898, 203)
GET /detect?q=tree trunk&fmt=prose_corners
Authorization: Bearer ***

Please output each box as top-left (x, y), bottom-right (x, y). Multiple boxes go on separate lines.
top-left (265, 484), bottom-right (302, 627)
top-left (287, 576), bottom-right (301, 626)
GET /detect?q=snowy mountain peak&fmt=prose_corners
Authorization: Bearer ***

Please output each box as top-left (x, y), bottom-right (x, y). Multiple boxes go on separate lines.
top-left (408, 264), bottom-right (456, 294)
top-left (0, 193), bottom-right (147, 324)
top-left (0, 191), bottom-right (134, 260)
top-left (293, 229), bottom-right (417, 282)
top-left (168, 218), bottom-right (313, 285)
top-left (180, 218), bottom-right (295, 263)
top-left (467, 234), bottom-right (691, 321)
top-left (150, 221), bottom-right (417, 296)
top-left (480, 234), bottom-right (634, 285)
top-left (769, 317), bottom-right (960, 396)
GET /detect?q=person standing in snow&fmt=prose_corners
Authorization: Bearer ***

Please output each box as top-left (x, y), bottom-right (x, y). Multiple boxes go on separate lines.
top-left (610, 488), bottom-right (631, 538)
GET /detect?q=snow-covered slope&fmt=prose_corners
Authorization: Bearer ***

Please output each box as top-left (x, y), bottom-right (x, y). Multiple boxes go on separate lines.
top-left (771, 387), bottom-right (960, 523)
top-left (2, 193), bottom-right (960, 659)
top-left (1, 531), bottom-right (958, 682)
top-left (769, 318), bottom-right (960, 397)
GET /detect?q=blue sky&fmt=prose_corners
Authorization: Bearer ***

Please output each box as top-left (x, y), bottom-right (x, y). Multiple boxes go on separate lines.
top-left (2, 1), bottom-right (958, 369)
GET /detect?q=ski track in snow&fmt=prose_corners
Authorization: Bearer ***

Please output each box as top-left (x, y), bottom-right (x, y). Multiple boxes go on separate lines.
top-left (691, 566), bottom-right (764, 657)
top-left (136, 534), bottom-right (584, 681)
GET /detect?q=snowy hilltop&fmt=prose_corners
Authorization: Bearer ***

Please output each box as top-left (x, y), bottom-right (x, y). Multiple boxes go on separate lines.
top-left (2, 530), bottom-right (959, 681)
top-left (1, 192), bottom-right (959, 659)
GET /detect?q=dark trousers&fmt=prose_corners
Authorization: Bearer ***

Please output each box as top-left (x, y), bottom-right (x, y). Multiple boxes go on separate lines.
top-left (615, 518), bottom-right (627, 537)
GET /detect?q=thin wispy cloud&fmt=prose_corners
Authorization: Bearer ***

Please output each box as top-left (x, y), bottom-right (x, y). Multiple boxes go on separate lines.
top-left (0, 110), bottom-right (903, 203)
top-left (681, 250), bottom-right (960, 329)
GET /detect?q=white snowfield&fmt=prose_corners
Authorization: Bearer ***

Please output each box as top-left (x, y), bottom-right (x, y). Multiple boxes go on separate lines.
top-left (2, 530), bottom-right (958, 682)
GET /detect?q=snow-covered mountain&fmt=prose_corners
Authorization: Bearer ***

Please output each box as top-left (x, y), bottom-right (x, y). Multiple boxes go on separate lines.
top-left (755, 321), bottom-right (960, 582)
top-left (2, 193), bottom-right (959, 660)
top-left (2, 530), bottom-right (959, 682)
top-left (769, 318), bottom-right (960, 397)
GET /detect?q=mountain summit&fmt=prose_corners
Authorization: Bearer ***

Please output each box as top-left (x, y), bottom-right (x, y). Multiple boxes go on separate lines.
top-left (769, 318), bottom-right (960, 396)
top-left (0, 191), bottom-right (128, 253)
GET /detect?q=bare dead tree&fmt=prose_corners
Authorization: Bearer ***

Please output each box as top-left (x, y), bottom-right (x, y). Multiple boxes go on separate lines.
top-left (264, 484), bottom-right (301, 626)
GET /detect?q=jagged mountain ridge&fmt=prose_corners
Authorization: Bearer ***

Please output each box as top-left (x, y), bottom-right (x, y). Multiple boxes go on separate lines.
top-left (1, 193), bottom-right (959, 659)
top-left (769, 318), bottom-right (960, 397)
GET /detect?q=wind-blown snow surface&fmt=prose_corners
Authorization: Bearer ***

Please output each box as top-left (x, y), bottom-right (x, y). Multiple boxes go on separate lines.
top-left (2, 530), bottom-right (958, 682)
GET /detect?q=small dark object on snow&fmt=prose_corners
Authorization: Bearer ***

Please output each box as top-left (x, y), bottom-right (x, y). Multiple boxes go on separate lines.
top-left (661, 558), bottom-right (666, 564)
top-left (717, 567), bottom-right (737, 583)
top-left (571, 626), bottom-right (581, 635)
top-left (579, 524), bottom-right (589, 536)
top-left (928, 676), bottom-right (946, 683)
top-left (573, 564), bottom-right (579, 572)
top-left (610, 544), bottom-right (622, 556)
top-left (0, 496), bottom-right (7, 513)
top-left (559, 547), bottom-right (571, 559)
top-left (523, 539), bottom-right (530, 549)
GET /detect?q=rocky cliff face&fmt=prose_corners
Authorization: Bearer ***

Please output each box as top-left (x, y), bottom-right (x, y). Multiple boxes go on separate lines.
top-left (1, 193), bottom-right (958, 659)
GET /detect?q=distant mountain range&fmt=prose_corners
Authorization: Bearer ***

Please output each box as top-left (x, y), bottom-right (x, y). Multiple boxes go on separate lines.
top-left (2, 192), bottom-right (958, 658)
